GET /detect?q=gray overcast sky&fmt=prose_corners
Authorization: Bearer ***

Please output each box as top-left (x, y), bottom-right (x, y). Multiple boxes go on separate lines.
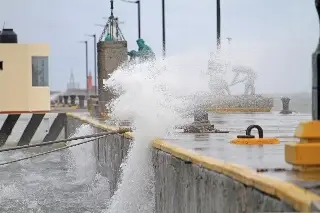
top-left (0, 0), bottom-right (318, 93)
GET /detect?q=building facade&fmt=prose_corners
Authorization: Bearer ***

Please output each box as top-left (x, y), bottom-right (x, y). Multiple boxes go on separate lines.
top-left (0, 43), bottom-right (50, 113)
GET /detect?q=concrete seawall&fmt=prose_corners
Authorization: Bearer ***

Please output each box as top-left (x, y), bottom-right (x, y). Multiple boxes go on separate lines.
top-left (153, 143), bottom-right (293, 212)
top-left (66, 113), bottom-right (132, 198)
top-left (66, 113), bottom-right (320, 212)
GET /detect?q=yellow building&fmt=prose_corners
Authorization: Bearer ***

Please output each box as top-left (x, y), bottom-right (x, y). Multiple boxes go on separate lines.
top-left (0, 29), bottom-right (50, 114)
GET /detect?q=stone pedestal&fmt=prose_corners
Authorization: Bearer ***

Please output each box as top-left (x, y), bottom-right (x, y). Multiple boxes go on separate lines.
top-left (58, 96), bottom-right (63, 104)
top-left (78, 95), bottom-right (85, 109)
top-left (97, 41), bottom-right (128, 116)
top-left (208, 95), bottom-right (274, 113)
top-left (63, 96), bottom-right (69, 105)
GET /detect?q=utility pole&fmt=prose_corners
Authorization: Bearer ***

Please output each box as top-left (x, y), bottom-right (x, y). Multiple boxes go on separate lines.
top-left (162, 0), bottom-right (166, 57)
top-left (79, 41), bottom-right (89, 98)
top-left (93, 35), bottom-right (97, 95)
top-left (120, 0), bottom-right (141, 38)
top-left (138, 0), bottom-right (141, 38)
top-left (85, 41), bottom-right (89, 98)
top-left (216, 0), bottom-right (221, 50)
top-left (86, 34), bottom-right (98, 95)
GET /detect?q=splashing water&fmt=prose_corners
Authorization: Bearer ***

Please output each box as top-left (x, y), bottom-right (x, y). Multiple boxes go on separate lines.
top-left (67, 124), bottom-right (98, 184)
top-left (0, 124), bottom-right (110, 212)
top-left (104, 51), bottom-right (223, 213)
top-left (63, 124), bottom-right (110, 211)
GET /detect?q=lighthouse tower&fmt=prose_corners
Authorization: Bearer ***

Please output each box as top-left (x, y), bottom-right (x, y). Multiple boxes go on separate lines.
top-left (88, 71), bottom-right (93, 89)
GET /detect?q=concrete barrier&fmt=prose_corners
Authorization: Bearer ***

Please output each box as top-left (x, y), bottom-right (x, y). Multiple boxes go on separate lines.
top-left (152, 140), bottom-right (320, 212)
top-left (66, 113), bottom-right (320, 212)
top-left (0, 113), bottom-right (66, 147)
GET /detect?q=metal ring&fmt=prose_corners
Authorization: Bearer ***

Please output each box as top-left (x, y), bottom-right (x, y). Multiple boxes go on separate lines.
top-left (246, 125), bottom-right (263, 138)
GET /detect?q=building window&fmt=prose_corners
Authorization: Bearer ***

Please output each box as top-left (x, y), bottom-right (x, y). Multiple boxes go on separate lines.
top-left (0, 61), bottom-right (3, 71)
top-left (32, 56), bottom-right (49, 86)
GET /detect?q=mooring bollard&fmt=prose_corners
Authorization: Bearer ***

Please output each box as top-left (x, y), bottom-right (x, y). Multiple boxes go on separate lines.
top-left (181, 109), bottom-right (229, 133)
top-left (182, 109), bottom-right (212, 133)
top-left (231, 125), bottom-right (279, 145)
top-left (194, 109), bottom-right (209, 123)
top-left (280, 97), bottom-right (293, 114)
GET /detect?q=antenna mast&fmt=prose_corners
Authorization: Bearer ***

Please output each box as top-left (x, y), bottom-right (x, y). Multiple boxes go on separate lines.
top-left (99, 0), bottom-right (125, 41)
top-left (111, 0), bottom-right (114, 16)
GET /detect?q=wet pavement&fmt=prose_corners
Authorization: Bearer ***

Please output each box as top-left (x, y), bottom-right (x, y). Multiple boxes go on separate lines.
top-left (167, 111), bottom-right (308, 169)
top-left (70, 110), bottom-right (320, 191)
top-left (82, 110), bottom-right (318, 188)
top-left (164, 112), bottom-right (319, 187)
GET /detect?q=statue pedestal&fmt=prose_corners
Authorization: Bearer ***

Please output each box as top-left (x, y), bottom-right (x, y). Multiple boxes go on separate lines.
top-left (208, 95), bottom-right (274, 113)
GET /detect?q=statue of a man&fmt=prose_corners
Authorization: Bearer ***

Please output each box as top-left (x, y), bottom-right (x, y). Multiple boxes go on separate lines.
top-left (128, 39), bottom-right (155, 62)
top-left (230, 66), bottom-right (257, 95)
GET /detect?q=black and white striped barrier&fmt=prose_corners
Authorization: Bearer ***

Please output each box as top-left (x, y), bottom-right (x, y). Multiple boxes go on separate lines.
top-left (0, 113), bottom-right (67, 147)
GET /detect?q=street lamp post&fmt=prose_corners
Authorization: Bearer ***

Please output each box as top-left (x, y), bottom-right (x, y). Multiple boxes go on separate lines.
top-left (216, 0), bottom-right (221, 50)
top-left (138, 0), bottom-right (141, 38)
top-left (86, 34), bottom-right (98, 96)
top-left (79, 41), bottom-right (89, 99)
top-left (313, 0), bottom-right (320, 120)
top-left (120, 0), bottom-right (141, 38)
top-left (162, 0), bottom-right (166, 57)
